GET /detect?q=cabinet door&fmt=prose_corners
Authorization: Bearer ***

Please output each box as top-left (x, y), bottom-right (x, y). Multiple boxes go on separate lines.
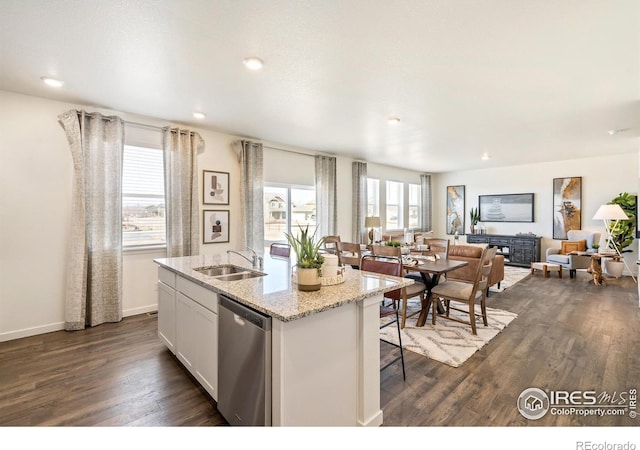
top-left (157, 281), bottom-right (176, 354)
top-left (194, 302), bottom-right (218, 401)
top-left (176, 293), bottom-right (197, 373)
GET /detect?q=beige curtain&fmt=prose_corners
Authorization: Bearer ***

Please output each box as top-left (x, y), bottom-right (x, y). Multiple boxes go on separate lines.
top-left (58, 110), bottom-right (124, 330)
top-left (232, 140), bottom-right (264, 252)
top-left (163, 128), bottom-right (203, 257)
top-left (352, 161), bottom-right (368, 244)
top-left (315, 155), bottom-right (337, 238)
top-left (420, 173), bottom-right (432, 231)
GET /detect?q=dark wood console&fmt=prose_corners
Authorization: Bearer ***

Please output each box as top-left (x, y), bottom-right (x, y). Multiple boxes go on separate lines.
top-left (466, 233), bottom-right (541, 267)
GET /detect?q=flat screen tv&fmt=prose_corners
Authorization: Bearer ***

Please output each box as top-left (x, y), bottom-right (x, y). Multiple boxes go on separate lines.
top-left (479, 193), bottom-right (534, 223)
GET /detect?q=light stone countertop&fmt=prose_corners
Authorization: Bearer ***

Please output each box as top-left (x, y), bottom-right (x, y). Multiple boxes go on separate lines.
top-left (154, 251), bottom-right (414, 322)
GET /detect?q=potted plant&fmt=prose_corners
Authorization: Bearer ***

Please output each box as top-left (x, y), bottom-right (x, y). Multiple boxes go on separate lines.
top-left (285, 224), bottom-right (325, 291)
top-left (469, 207), bottom-right (480, 234)
top-left (603, 192), bottom-right (636, 278)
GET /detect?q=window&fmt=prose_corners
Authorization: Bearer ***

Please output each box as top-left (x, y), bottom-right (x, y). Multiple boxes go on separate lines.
top-left (408, 183), bottom-right (421, 229)
top-left (122, 145), bottom-right (166, 247)
top-left (264, 184), bottom-right (316, 250)
top-left (386, 180), bottom-right (403, 230)
top-left (367, 178), bottom-right (380, 217)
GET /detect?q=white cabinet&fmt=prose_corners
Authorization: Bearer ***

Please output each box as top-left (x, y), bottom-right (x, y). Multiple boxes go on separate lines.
top-left (157, 269), bottom-right (219, 401)
top-left (157, 281), bottom-right (176, 353)
top-left (157, 267), bottom-right (177, 354)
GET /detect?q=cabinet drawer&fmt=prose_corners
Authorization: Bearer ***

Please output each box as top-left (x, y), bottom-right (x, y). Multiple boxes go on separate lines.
top-left (177, 276), bottom-right (218, 314)
top-left (514, 239), bottom-right (535, 247)
top-left (490, 239), bottom-right (511, 246)
top-left (467, 236), bottom-right (488, 243)
top-left (158, 267), bottom-right (176, 288)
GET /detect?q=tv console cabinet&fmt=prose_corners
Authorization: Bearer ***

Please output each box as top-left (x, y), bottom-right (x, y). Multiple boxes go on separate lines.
top-left (466, 233), bottom-right (541, 267)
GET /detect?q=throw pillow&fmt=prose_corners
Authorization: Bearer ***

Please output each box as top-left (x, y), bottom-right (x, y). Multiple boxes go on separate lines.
top-left (560, 239), bottom-right (587, 255)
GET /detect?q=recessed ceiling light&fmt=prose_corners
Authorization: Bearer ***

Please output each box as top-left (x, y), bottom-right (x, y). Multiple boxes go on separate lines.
top-left (481, 152), bottom-right (491, 160)
top-left (243, 57), bottom-right (264, 70)
top-left (388, 117), bottom-right (401, 125)
top-left (41, 76), bottom-right (64, 88)
top-left (193, 112), bottom-right (206, 119)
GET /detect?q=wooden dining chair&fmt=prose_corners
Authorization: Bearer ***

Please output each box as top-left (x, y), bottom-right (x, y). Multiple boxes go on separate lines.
top-left (336, 241), bottom-right (362, 268)
top-left (368, 245), bottom-right (426, 329)
top-left (360, 254), bottom-right (406, 380)
top-left (430, 246), bottom-right (498, 335)
top-left (270, 242), bottom-right (291, 258)
top-left (371, 244), bottom-right (401, 258)
top-left (323, 235), bottom-right (341, 254)
top-left (421, 238), bottom-right (450, 260)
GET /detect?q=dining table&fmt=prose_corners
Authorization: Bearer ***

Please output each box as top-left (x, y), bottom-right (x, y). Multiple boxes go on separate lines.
top-left (402, 256), bottom-right (469, 327)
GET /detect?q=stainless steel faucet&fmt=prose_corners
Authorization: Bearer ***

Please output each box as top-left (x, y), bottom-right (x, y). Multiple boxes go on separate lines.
top-left (227, 249), bottom-right (263, 270)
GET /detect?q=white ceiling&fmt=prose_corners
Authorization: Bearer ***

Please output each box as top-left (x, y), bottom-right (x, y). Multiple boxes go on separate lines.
top-left (1, 0), bottom-right (638, 172)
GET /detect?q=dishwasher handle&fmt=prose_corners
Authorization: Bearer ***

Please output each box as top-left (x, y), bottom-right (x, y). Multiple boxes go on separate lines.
top-left (220, 295), bottom-right (271, 330)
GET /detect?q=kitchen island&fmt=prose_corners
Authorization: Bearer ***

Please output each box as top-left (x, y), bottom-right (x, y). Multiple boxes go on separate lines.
top-left (154, 251), bottom-right (412, 427)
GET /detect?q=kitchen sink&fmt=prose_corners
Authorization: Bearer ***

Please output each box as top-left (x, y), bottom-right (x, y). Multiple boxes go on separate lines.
top-left (194, 265), bottom-right (265, 282)
top-left (194, 265), bottom-right (247, 276)
top-left (215, 272), bottom-right (265, 282)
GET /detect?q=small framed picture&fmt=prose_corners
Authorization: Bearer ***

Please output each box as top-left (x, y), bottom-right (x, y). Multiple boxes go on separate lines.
top-left (203, 170), bottom-right (229, 205)
top-left (203, 210), bottom-right (230, 244)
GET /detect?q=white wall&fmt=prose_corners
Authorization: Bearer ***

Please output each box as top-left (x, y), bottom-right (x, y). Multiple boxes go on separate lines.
top-left (434, 153), bottom-right (639, 275)
top-left (0, 90), bottom-right (245, 341)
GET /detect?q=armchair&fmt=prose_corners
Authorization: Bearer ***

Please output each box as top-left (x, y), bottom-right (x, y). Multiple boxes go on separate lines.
top-left (546, 230), bottom-right (601, 278)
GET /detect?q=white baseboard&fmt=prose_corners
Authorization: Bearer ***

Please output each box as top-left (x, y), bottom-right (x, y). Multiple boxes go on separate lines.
top-left (0, 304), bottom-right (158, 343)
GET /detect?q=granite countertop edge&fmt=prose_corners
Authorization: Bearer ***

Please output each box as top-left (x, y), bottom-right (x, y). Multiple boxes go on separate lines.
top-left (155, 256), bottom-right (413, 322)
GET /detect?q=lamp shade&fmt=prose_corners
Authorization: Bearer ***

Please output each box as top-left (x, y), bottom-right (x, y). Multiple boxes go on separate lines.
top-left (592, 204), bottom-right (628, 220)
top-left (364, 216), bottom-right (381, 228)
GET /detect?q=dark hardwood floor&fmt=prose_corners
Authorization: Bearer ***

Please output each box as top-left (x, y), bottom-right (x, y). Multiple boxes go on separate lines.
top-left (1, 272), bottom-right (638, 427)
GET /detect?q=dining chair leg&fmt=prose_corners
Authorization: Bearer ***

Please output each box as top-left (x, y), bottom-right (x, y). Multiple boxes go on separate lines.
top-left (400, 292), bottom-right (407, 329)
top-left (469, 301), bottom-right (477, 335)
top-left (395, 310), bottom-right (406, 380)
top-left (480, 296), bottom-right (488, 326)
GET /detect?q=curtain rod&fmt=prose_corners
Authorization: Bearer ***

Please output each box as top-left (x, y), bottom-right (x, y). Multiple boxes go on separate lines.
top-left (263, 145), bottom-right (339, 159)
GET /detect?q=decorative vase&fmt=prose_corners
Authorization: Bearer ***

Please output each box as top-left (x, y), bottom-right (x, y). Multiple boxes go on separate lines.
top-left (296, 267), bottom-right (321, 291)
top-left (603, 259), bottom-right (624, 278)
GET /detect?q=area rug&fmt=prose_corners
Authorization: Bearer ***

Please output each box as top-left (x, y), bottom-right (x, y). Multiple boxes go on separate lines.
top-left (380, 302), bottom-right (518, 368)
top-left (489, 265), bottom-right (531, 293)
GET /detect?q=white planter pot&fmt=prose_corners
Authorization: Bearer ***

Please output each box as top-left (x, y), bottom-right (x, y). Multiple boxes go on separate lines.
top-left (603, 259), bottom-right (624, 278)
top-left (296, 267), bottom-right (322, 291)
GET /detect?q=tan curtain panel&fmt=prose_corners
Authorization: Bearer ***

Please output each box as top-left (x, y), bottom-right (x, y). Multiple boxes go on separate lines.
top-left (352, 161), bottom-right (368, 244)
top-left (420, 173), bottom-right (432, 232)
top-left (315, 155), bottom-right (337, 238)
top-left (232, 140), bottom-right (264, 252)
top-left (162, 127), bottom-right (203, 257)
top-left (58, 110), bottom-right (124, 330)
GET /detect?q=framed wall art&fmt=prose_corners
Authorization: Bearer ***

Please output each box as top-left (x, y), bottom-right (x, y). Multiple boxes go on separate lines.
top-left (203, 210), bottom-right (230, 244)
top-left (203, 170), bottom-right (229, 205)
top-left (552, 176), bottom-right (581, 239)
top-left (479, 193), bottom-right (534, 223)
top-left (446, 185), bottom-right (465, 235)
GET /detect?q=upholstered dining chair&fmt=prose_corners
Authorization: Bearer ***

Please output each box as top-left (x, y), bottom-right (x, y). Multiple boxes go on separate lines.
top-left (360, 254), bottom-right (406, 380)
top-left (546, 230), bottom-right (601, 278)
top-left (430, 246), bottom-right (498, 335)
top-left (270, 242), bottom-right (291, 258)
top-left (369, 245), bottom-right (426, 329)
top-left (323, 235), bottom-right (341, 254)
top-left (336, 241), bottom-right (362, 268)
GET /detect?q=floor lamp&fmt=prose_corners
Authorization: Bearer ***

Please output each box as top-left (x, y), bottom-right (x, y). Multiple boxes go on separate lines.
top-left (592, 204), bottom-right (636, 282)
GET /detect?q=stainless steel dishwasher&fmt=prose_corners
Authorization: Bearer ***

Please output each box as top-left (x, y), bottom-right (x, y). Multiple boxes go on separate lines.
top-left (218, 295), bottom-right (272, 426)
